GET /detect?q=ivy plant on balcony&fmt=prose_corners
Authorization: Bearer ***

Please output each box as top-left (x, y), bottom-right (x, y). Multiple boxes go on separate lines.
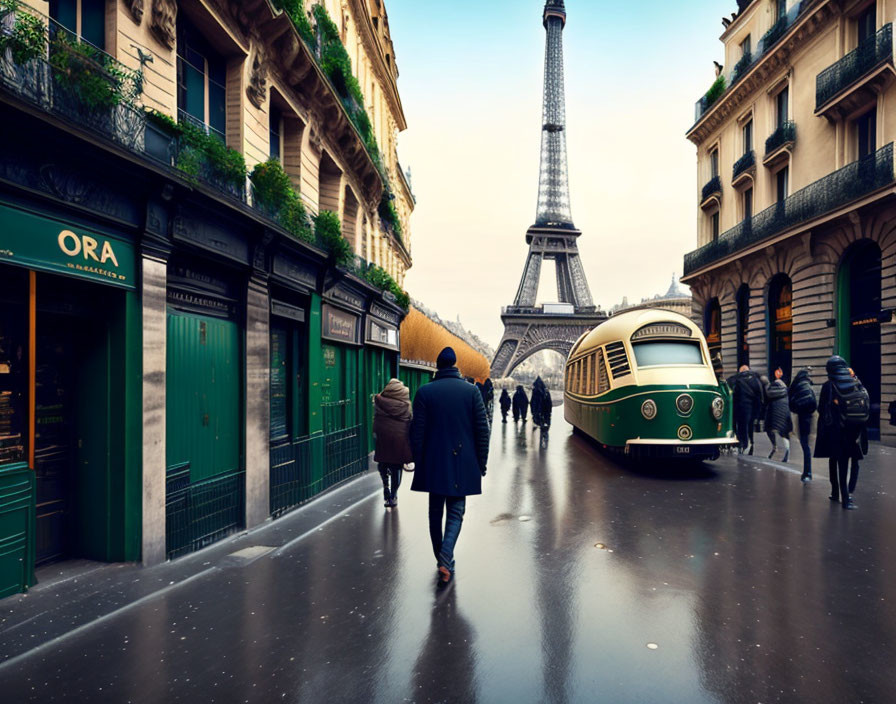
top-left (271, 0), bottom-right (316, 47)
top-left (363, 265), bottom-right (409, 310)
top-left (249, 159), bottom-right (313, 243)
top-left (48, 33), bottom-right (142, 110)
top-left (314, 210), bottom-right (354, 266)
top-left (378, 193), bottom-right (403, 241)
top-left (0, 0), bottom-right (47, 64)
top-left (704, 75), bottom-right (726, 108)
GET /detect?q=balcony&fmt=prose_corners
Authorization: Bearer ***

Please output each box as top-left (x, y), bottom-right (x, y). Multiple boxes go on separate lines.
top-left (701, 175), bottom-right (722, 208)
top-left (763, 121), bottom-right (796, 167)
top-left (683, 142), bottom-right (895, 276)
top-left (732, 150), bottom-right (756, 187)
top-left (692, 2), bottom-right (809, 126)
top-left (816, 23), bottom-right (894, 120)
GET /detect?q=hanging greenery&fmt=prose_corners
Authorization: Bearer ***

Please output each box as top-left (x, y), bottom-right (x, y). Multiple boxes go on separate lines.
top-left (249, 159), bottom-right (312, 243)
top-left (362, 265), bottom-right (409, 310)
top-left (378, 194), bottom-right (403, 241)
top-left (704, 75), bottom-right (726, 108)
top-left (314, 210), bottom-right (353, 266)
top-left (0, 0), bottom-right (47, 64)
top-left (270, 0), bottom-right (315, 47)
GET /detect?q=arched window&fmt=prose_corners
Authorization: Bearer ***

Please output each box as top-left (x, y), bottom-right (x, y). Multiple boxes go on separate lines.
top-left (767, 274), bottom-right (792, 382)
top-left (837, 240), bottom-right (882, 437)
top-left (704, 298), bottom-right (722, 362)
top-left (736, 284), bottom-right (750, 369)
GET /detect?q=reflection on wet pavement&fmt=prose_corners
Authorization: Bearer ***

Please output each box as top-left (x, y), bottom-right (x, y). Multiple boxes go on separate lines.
top-left (1, 403), bottom-right (895, 703)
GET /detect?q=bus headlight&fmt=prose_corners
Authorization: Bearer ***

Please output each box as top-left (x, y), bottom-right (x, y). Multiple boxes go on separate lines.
top-left (676, 394), bottom-right (694, 415)
top-left (711, 397), bottom-right (725, 420)
top-left (641, 399), bottom-right (657, 420)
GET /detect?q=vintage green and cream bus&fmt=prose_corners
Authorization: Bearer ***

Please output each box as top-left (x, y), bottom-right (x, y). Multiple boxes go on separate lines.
top-left (564, 309), bottom-right (736, 460)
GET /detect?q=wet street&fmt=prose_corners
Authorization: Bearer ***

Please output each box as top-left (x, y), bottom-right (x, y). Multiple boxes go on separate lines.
top-left (1, 403), bottom-right (895, 703)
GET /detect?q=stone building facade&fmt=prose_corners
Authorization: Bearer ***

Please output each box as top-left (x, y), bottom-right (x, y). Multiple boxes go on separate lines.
top-left (0, 0), bottom-right (414, 598)
top-left (683, 0), bottom-right (896, 445)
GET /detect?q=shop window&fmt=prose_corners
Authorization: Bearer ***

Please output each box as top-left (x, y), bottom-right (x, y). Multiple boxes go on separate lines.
top-left (0, 268), bottom-right (28, 466)
top-left (736, 284), bottom-right (751, 368)
top-left (856, 108), bottom-right (876, 159)
top-left (177, 15), bottom-right (227, 140)
top-left (767, 274), bottom-right (792, 382)
top-left (49, 0), bottom-right (105, 49)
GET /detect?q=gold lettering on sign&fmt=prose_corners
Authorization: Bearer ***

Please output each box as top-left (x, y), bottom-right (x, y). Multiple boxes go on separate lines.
top-left (58, 229), bottom-right (120, 267)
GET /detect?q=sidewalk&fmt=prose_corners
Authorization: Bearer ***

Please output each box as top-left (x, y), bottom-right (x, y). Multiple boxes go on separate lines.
top-left (0, 463), bottom-right (382, 666)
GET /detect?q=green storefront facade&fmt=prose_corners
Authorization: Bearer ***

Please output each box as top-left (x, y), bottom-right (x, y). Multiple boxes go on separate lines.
top-left (0, 199), bottom-right (142, 597)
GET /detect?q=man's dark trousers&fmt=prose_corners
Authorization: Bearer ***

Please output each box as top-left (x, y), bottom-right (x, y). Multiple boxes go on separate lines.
top-left (429, 494), bottom-right (466, 572)
top-left (797, 414), bottom-right (812, 477)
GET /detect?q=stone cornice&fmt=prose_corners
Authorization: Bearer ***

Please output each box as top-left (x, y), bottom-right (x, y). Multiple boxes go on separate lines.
top-left (347, 0), bottom-right (407, 131)
top-left (687, 0), bottom-right (836, 146)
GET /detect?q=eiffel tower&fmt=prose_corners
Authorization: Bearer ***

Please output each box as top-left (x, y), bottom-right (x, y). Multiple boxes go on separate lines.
top-left (491, 0), bottom-right (606, 379)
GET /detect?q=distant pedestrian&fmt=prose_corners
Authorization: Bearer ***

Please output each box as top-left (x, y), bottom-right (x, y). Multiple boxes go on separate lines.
top-left (788, 367), bottom-right (818, 482)
top-left (814, 356), bottom-right (870, 510)
top-left (512, 385), bottom-right (529, 422)
top-left (410, 347), bottom-right (490, 585)
top-left (483, 378), bottom-right (495, 419)
top-left (373, 378), bottom-right (413, 509)
top-left (541, 388), bottom-right (553, 430)
top-left (765, 368), bottom-right (792, 462)
top-left (846, 368), bottom-right (869, 495)
top-left (729, 365), bottom-right (763, 454)
top-left (530, 377), bottom-right (545, 428)
top-left (499, 389), bottom-right (511, 423)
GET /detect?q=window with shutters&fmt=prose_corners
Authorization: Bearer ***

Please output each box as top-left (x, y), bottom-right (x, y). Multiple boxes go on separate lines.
top-left (597, 350), bottom-right (610, 395)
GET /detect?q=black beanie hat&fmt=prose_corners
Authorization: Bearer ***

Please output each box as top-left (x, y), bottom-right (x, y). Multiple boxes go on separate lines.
top-left (437, 347), bottom-right (457, 369)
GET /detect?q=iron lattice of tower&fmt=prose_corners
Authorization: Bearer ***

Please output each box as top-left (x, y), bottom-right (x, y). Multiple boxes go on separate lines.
top-left (491, 0), bottom-right (606, 380)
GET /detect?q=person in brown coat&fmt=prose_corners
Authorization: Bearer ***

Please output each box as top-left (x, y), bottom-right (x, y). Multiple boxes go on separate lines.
top-left (373, 378), bottom-right (413, 508)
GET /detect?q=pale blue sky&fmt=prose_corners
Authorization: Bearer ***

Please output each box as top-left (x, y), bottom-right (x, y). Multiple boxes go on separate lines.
top-left (387, 0), bottom-right (733, 348)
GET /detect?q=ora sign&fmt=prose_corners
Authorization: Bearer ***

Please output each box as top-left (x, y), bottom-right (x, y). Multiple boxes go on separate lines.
top-left (58, 230), bottom-right (121, 268)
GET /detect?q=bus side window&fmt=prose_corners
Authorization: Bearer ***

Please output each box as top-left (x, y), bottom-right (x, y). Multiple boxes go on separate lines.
top-left (597, 350), bottom-right (610, 395)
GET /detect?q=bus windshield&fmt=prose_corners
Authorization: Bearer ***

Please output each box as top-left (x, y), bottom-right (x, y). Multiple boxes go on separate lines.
top-left (632, 341), bottom-right (704, 367)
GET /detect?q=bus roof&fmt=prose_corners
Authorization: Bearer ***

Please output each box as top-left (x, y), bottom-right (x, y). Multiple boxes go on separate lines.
top-left (569, 309), bottom-right (702, 361)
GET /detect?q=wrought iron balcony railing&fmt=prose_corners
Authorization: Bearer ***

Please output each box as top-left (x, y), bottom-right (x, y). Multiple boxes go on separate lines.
top-left (816, 23), bottom-right (893, 110)
top-left (0, 3), bottom-right (145, 151)
top-left (701, 175), bottom-right (722, 202)
top-left (733, 150), bottom-right (755, 180)
top-left (765, 121), bottom-right (796, 156)
top-left (693, 1), bottom-right (807, 125)
top-left (684, 142), bottom-right (895, 275)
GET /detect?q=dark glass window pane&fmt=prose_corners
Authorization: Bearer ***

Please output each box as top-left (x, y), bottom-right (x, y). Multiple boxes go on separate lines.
top-left (49, 0), bottom-right (77, 34)
top-left (633, 342), bottom-right (705, 367)
top-left (777, 87), bottom-right (789, 125)
top-left (857, 4), bottom-right (876, 44)
top-left (208, 81), bottom-right (226, 138)
top-left (741, 35), bottom-right (751, 56)
top-left (81, 0), bottom-right (105, 49)
top-left (711, 211), bottom-right (720, 240)
top-left (0, 268), bottom-right (28, 466)
top-left (270, 107), bottom-right (282, 160)
top-left (743, 121), bottom-right (753, 153)
top-left (184, 62), bottom-right (205, 123)
top-left (208, 57), bottom-right (227, 87)
top-left (744, 188), bottom-right (753, 219)
top-left (270, 326), bottom-right (289, 440)
top-left (710, 150), bottom-right (719, 178)
top-left (776, 167), bottom-right (789, 202)
top-left (857, 109), bottom-right (876, 158)
top-left (776, 0), bottom-right (786, 19)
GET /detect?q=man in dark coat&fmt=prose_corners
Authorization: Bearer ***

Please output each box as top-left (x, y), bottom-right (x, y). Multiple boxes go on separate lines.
top-left (411, 347), bottom-right (489, 584)
top-left (789, 368), bottom-right (817, 482)
top-left (512, 385), bottom-right (529, 423)
top-left (728, 365), bottom-right (764, 454)
top-left (814, 356), bottom-right (866, 510)
top-left (541, 388), bottom-right (553, 430)
top-left (499, 389), bottom-right (511, 423)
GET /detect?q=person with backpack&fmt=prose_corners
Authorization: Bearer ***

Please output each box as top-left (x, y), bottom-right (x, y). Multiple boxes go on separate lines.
top-left (765, 368), bottom-right (792, 461)
top-left (512, 385), bottom-right (529, 423)
top-left (814, 356), bottom-right (870, 509)
top-left (788, 367), bottom-right (817, 482)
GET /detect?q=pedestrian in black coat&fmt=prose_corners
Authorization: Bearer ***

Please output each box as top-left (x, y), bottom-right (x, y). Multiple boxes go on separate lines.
top-left (541, 388), bottom-right (553, 429)
top-left (512, 385), bottom-right (529, 422)
top-left (788, 368), bottom-right (817, 482)
top-left (499, 389), bottom-right (511, 423)
top-left (410, 347), bottom-right (489, 584)
top-left (814, 356), bottom-right (865, 510)
top-left (765, 368), bottom-right (793, 461)
top-left (530, 377), bottom-right (545, 428)
top-left (729, 366), bottom-right (764, 453)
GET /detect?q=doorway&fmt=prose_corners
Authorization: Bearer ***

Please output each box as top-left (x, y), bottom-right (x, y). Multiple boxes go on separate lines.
top-left (838, 240), bottom-right (882, 438)
top-left (767, 274), bottom-right (792, 382)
